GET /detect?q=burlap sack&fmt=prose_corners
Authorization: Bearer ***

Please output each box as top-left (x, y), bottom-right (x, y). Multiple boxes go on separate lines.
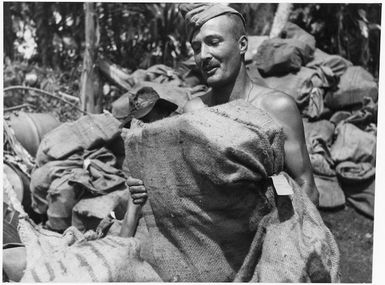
top-left (235, 172), bottom-right (340, 282)
top-left (30, 147), bottom-right (127, 231)
top-left (303, 119), bottom-right (336, 176)
top-left (263, 67), bottom-right (327, 106)
top-left (122, 100), bottom-right (340, 282)
top-left (254, 38), bottom-right (314, 76)
top-left (18, 219), bottom-right (162, 282)
top-left (325, 66), bottom-right (378, 110)
top-left (35, 112), bottom-right (121, 166)
top-left (306, 48), bottom-right (353, 78)
top-left (3, 175), bottom-right (161, 283)
top-left (331, 122), bottom-right (377, 164)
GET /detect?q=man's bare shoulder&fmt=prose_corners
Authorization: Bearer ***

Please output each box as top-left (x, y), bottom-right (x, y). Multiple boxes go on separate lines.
top-left (248, 84), bottom-right (299, 124)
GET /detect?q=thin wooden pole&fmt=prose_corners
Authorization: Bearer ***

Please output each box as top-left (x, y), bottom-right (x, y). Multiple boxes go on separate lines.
top-left (80, 2), bottom-right (103, 113)
top-left (269, 3), bottom-right (293, 38)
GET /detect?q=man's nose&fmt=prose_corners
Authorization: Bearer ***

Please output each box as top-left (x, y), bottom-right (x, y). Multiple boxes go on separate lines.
top-left (200, 44), bottom-right (211, 60)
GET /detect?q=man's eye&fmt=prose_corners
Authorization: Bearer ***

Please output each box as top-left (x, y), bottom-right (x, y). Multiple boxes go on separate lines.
top-left (191, 44), bottom-right (201, 53)
top-left (208, 39), bottom-right (220, 46)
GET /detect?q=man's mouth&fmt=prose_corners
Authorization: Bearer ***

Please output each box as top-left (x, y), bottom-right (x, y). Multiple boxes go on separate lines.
top-left (203, 65), bottom-right (218, 76)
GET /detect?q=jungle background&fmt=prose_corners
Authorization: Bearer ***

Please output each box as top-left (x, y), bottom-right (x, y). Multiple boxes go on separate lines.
top-left (3, 2), bottom-right (381, 283)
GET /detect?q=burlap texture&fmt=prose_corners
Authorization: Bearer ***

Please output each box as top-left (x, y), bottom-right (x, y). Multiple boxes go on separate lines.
top-left (3, 171), bottom-right (159, 282)
top-left (122, 100), bottom-right (340, 282)
top-left (235, 172), bottom-right (340, 282)
top-left (18, 218), bottom-right (161, 282)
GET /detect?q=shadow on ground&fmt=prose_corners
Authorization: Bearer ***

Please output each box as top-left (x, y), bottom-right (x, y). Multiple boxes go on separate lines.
top-left (320, 205), bottom-right (373, 283)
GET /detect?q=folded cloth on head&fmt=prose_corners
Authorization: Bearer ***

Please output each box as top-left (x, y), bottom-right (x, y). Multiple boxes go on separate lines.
top-left (179, 3), bottom-right (245, 41)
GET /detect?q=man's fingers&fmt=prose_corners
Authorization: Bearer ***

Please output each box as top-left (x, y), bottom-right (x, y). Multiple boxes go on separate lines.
top-left (133, 198), bottom-right (147, 205)
top-left (129, 185), bottom-right (146, 194)
top-left (131, 193), bottom-right (147, 199)
top-left (126, 177), bottom-right (143, 187)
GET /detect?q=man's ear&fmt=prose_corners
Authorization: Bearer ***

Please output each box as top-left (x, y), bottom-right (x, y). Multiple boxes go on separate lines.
top-left (238, 35), bottom-right (248, 55)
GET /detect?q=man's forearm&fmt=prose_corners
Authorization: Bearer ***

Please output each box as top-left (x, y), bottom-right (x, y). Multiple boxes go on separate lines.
top-left (296, 176), bottom-right (319, 206)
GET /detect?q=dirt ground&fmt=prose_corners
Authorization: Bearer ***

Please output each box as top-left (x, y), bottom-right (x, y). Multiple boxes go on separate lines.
top-left (320, 205), bottom-right (374, 283)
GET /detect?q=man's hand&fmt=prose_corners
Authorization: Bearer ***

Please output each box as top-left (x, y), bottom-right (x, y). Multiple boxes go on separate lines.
top-left (120, 177), bottom-right (147, 237)
top-left (126, 177), bottom-right (148, 205)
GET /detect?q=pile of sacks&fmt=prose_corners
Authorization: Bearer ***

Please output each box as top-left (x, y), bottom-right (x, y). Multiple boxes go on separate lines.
top-left (247, 22), bottom-right (378, 217)
top-left (29, 113), bottom-right (131, 232)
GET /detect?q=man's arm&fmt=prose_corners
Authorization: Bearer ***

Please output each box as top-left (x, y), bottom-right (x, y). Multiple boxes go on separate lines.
top-left (119, 177), bottom-right (148, 237)
top-left (263, 94), bottom-right (319, 205)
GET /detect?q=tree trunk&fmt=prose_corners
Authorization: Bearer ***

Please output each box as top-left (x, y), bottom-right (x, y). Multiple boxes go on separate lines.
top-left (80, 2), bottom-right (103, 113)
top-left (35, 3), bottom-right (53, 67)
top-left (269, 3), bottom-right (293, 38)
top-left (4, 3), bottom-right (15, 59)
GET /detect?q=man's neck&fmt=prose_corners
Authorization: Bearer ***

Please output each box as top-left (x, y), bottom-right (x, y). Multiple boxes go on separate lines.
top-left (211, 65), bottom-right (252, 105)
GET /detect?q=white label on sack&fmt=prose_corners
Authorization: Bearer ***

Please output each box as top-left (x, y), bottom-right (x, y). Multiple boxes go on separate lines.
top-left (271, 174), bottom-right (293, 196)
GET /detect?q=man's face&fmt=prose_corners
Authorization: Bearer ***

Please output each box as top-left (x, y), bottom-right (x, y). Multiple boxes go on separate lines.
top-left (191, 15), bottom-right (242, 87)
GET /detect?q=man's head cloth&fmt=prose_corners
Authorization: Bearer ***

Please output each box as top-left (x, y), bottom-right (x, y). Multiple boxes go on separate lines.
top-left (179, 3), bottom-right (246, 42)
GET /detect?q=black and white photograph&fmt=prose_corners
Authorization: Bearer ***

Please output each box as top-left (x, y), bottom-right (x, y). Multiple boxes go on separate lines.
top-left (2, 2), bottom-right (383, 283)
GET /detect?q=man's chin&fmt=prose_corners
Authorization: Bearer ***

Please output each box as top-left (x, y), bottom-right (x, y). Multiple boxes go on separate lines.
top-left (205, 76), bottom-right (223, 87)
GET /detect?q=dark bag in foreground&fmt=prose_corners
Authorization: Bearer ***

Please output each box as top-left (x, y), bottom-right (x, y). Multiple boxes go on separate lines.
top-left (123, 100), bottom-right (340, 282)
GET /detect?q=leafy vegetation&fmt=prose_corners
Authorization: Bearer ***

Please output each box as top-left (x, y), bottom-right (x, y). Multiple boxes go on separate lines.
top-left (3, 2), bottom-right (381, 119)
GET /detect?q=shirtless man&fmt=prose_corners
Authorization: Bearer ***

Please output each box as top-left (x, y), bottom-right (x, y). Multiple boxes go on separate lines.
top-left (180, 4), bottom-right (319, 205)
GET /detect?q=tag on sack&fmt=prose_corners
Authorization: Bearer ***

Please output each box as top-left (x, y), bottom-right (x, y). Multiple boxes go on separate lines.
top-left (271, 174), bottom-right (293, 196)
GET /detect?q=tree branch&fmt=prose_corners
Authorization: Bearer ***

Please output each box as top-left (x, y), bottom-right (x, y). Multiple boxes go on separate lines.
top-left (3, 86), bottom-right (88, 115)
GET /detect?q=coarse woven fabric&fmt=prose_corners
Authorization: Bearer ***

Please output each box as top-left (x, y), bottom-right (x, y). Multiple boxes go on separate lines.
top-left (18, 218), bottom-right (162, 282)
top-left (123, 100), bottom-right (340, 282)
top-left (5, 174), bottom-right (160, 282)
top-left (234, 172), bottom-right (340, 282)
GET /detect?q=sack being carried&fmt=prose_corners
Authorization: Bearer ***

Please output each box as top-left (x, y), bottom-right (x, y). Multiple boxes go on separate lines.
top-left (123, 100), bottom-right (340, 282)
